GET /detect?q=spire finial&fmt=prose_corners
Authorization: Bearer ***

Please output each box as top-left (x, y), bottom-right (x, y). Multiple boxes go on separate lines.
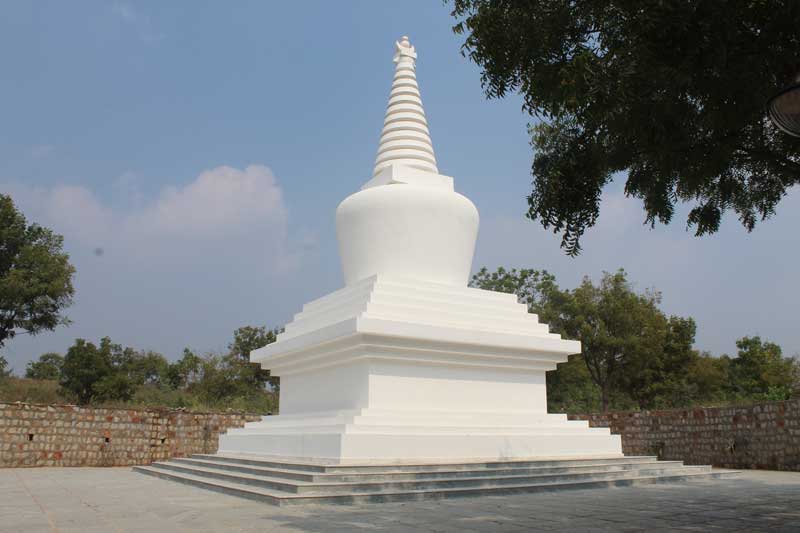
top-left (374, 36), bottom-right (438, 177)
top-left (394, 36), bottom-right (416, 62)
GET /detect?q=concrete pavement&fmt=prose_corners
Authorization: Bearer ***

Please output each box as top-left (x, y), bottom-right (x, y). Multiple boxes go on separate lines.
top-left (0, 467), bottom-right (798, 532)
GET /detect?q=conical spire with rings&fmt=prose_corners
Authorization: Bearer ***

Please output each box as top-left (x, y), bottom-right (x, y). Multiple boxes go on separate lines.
top-left (373, 36), bottom-right (438, 177)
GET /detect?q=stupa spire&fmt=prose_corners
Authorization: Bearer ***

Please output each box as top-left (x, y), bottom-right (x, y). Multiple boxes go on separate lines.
top-left (373, 36), bottom-right (438, 177)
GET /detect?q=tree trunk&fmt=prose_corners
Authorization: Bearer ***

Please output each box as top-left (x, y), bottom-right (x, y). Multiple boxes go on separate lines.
top-left (601, 385), bottom-right (609, 412)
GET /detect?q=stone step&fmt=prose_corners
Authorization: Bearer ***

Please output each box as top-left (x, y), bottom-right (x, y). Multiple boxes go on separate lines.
top-left (195, 453), bottom-right (661, 473)
top-left (226, 423), bottom-right (613, 436)
top-left (144, 460), bottom-right (713, 495)
top-left (170, 456), bottom-right (686, 483)
top-left (362, 302), bottom-right (549, 335)
top-left (235, 411), bottom-right (585, 430)
top-left (133, 464), bottom-right (739, 506)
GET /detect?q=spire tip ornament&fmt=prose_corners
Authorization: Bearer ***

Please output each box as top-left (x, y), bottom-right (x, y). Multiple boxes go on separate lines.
top-left (394, 35), bottom-right (416, 62)
top-left (375, 35), bottom-right (436, 177)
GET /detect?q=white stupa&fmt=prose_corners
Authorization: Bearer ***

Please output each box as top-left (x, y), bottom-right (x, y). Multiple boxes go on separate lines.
top-left (219, 37), bottom-right (622, 462)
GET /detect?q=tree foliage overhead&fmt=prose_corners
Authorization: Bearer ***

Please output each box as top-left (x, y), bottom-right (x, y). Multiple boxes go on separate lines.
top-left (0, 194), bottom-right (75, 345)
top-left (450, 1), bottom-right (800, 254)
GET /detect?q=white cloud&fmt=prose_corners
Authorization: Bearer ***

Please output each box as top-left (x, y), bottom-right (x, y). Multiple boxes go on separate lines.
top-left (1, 165), bottom-right (315, 368)
top-left (112, 2), bottom-right (136, 21)
top-left (5, 164), bottom-right (291, 264)
top-left (135, 165), bottom-right (285, 236)
top-left (29, 145), bottom-right (54, 159)
top-left (111, 2), bottom-right (164, 44)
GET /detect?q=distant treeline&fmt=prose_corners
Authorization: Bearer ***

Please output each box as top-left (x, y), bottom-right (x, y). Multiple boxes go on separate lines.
top-left (0, 326), bottom-right (280, 413)
top-left (2, 269), bottom-right (798, 415)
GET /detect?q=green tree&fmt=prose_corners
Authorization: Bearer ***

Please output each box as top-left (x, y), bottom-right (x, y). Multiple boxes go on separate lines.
top-left (450, 1), bottom-right (800, 254)
top-left (129, 351), bottom-right (169, 386)
top-left (229, 326), bottom-right (278, 360)
top-left (167, 331), bottom-right (279, 413)
top-left (618, 315), bottom-right (697, 409)
top-left (686, 351), bottom-right (731, 405)
top-left (93, 372), bottom-right (136, 403)
top-left (729, 336), bottom-right (796, 400)
top-left (60, 339), bottom-right (113, 404)
top-left (545, 353), bottom-right (600, 414)
top-left (188, 352), bottom-right (277, 412)
top-left (109, 346), bottom-right (169, 388)
top-left (228, 325), bottom-right (280, 391)
top-left (60, 337), bottom-right (171, 404)
top-left (166, 348), bottom-right (202, 389)
top-left (0, 194), bottom-right (75, 346)
top-left (470, 267), bottom-right (570, 328)
top-left (0, 355), bottom-right (11, 379)
top-left (566, 271), bottom-right (666, 411)
top-left (472, 266), bottom-right (698, 411)
top-left (470, 267), bottom-right (596, 411)
top-left (25, 352), bottom-right (64, 380)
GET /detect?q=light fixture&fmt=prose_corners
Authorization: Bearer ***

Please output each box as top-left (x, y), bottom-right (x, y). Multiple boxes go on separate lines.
top-left (768, 77), bottom-right (800, 137)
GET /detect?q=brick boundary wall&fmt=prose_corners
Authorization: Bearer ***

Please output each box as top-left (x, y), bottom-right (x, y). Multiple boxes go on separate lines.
top-left (0, 402), bottom-right (262, 468)
top-left (569, 398), bottom-right (800, 471)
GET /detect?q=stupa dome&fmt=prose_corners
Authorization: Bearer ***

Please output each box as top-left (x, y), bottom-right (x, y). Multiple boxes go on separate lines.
top-left (336, 36), bottom-right (479, 287)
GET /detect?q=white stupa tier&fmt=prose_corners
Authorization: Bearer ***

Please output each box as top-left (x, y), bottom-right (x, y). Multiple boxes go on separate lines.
top-left (372, 36), bottom-right (438, 177)
top-left (219, 37), bottom-right (622, 462)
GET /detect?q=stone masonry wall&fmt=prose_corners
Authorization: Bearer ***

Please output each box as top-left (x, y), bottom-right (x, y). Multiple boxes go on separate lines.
top-left (569, 399), bottom-right (800, 471)
top-left (0, 402), bottom-right (261, 468)
top-left (4, 400), bottom-right (798, 469)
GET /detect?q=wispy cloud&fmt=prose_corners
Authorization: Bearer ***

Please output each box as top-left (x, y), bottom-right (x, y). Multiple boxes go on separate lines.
top-left (112, 2), bottom-right (136, 21)
top-left (112, 2), bottom-right (164, 44)
top-left (5, 164), bottom-right (298, 269)
top-left (28, 145), bottom-right (54, 159)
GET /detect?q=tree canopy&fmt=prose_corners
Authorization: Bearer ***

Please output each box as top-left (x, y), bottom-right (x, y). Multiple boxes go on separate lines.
top-left (0, 194), bottom-right (75, 346)
top-left (29, 325), bottom-right (281, 410)
top-left (25, 352), bottom-right (64, 381)
top-left (450, 1), bottom-right (800, 254)
top-left (229, 325), bottom-right (281, 391)
top-left (471, 266), bottom-right (798, 411)
top-left (60, 338), bottom-right (115, 404)
top-left (0, 355), bottom-right (10, 379)
top-left (729, 336), bottom-right (797, 399)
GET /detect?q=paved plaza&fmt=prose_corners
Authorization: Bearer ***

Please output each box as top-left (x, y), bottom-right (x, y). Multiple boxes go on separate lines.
top-left (0, 467), bottom-right (798, 532)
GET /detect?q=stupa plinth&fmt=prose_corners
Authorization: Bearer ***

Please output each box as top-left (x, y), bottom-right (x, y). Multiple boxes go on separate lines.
top-left (219, 36), bottom-right (622, 462)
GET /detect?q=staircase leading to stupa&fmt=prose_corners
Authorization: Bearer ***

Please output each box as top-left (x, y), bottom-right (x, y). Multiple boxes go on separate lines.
top-left (133, 454), bottom-right (738, 506)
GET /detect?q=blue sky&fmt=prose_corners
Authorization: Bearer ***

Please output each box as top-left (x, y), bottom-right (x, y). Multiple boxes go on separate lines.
top-left (2, 1), bottom-right (798, 371)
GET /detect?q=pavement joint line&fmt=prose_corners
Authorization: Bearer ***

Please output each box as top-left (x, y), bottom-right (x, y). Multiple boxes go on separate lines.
top-left (13, 470), bottom-right (60, 533)
top-left (44, 474), bottom-right (126, 533)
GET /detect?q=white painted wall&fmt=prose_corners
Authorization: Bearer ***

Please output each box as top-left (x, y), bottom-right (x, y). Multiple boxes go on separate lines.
top-left (368, 361), bottom-right (547, 413)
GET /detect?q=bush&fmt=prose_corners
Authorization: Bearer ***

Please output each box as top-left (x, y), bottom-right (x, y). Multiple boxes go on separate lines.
top-left (0, 377), bottom-right (70, 404)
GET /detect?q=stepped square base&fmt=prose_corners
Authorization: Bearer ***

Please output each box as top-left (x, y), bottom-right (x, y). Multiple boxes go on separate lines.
top-left (134, 454), bottom-right (738, 505)
top-left (219, 431), bottom-right (623, 463)
top-left (218, 410), bottom-right (623, 463)
top-left (219, 276), bottom-right (623, 462)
